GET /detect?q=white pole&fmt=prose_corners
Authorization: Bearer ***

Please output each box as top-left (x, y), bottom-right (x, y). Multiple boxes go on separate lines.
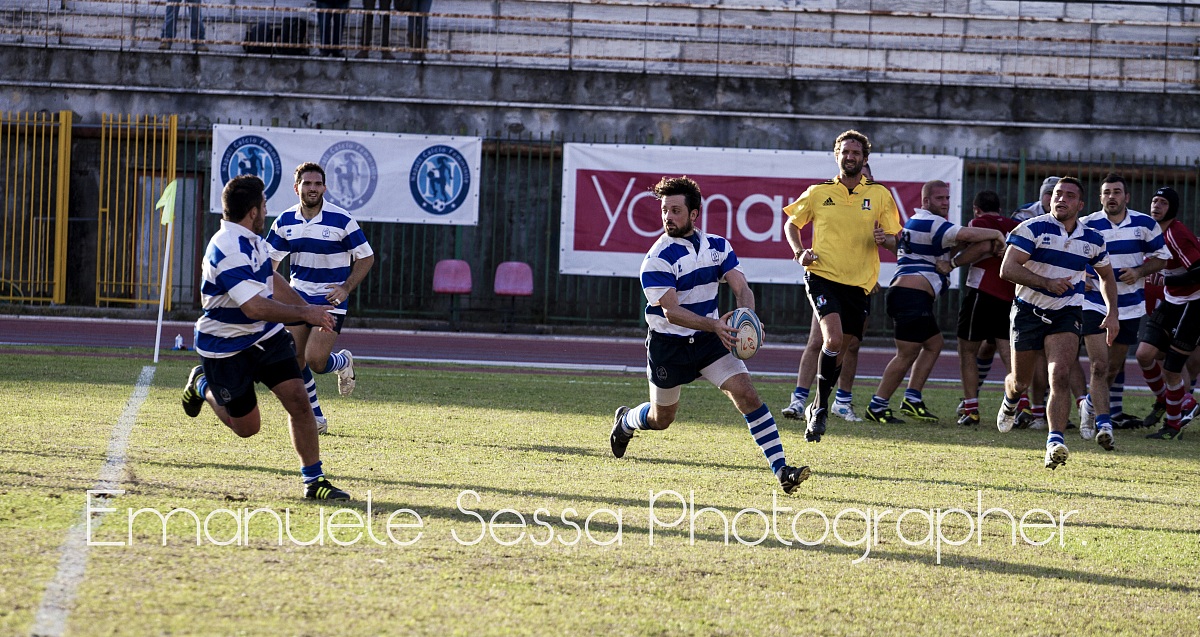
top-left (152, 220), bottom-right (173, 364)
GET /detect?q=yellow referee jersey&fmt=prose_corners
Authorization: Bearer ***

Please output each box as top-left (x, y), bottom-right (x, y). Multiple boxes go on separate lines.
top-left (784, 176), bottom-right (902, 292)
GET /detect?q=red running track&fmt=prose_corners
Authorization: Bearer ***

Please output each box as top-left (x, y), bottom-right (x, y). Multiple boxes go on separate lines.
top-left (0, 315), bottom-right (1145, 385)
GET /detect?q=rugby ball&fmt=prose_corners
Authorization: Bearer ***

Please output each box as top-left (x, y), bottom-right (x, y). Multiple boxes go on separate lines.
top-left (728, 307), bottom-right (764, 360)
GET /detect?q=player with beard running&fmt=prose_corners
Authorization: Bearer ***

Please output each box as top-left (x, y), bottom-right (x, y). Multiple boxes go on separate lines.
top-left (609, 176), bottom-right (811, 494)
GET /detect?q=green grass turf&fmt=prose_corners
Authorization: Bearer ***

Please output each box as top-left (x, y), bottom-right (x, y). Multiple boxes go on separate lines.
top-left (3, 349), bottom-right (1199, 636)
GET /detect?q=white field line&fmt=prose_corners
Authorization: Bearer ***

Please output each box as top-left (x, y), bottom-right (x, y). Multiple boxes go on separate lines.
top-left (30, 365), bottom-right (155, 637)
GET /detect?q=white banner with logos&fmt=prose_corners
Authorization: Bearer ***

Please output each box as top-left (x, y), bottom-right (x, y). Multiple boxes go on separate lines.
top-left (210, 125), bottom-right (481, 225)
top-left (560, 143), bottom-right (964, 285)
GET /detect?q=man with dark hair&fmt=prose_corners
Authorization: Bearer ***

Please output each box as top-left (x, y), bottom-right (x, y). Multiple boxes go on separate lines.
top-left (954, 190), bottom-right (1019, 426)
top-left (997, 176), bottom-right (1119, 469)
top-left (610, 176), bottom-right (810, 494)
top-left (783, 130), bottom-right (902, 442)
top-left (864, 181), bottom-right (1004, 424)
top-left (266, 162), bottom-right (375, 434)
top-left (1076, 174), bottom-right (1169, 437)
top-left (181, 175), bottom-right (351, 500)
top-left (1136, 186), bottom-right (1200, 439)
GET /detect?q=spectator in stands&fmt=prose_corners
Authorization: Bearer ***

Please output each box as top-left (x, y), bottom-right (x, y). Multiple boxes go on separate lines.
top-left (317, 0), bottom-right (349, 57)
top-left (401, 0), bottom-right (432, 60)
top-left (160, 0), bottom-right (206, 51)
top-left (357, 0), bottom-right (395, 60)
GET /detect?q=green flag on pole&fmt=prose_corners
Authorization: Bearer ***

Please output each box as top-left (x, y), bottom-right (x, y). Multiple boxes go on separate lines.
top-left (156, 179), bottom-right (178, 225)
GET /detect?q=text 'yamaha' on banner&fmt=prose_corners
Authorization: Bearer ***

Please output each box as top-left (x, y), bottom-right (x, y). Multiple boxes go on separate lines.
top-left (210, 125), bottom-right (481, 226)
top-left (559, 143), bottom-right (963, 286)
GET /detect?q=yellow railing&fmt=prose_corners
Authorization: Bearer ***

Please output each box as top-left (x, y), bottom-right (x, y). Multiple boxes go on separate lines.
top-left (0, 110), bottom-right (72, 304)
top-left (96, 113), bottom-right (178, 307)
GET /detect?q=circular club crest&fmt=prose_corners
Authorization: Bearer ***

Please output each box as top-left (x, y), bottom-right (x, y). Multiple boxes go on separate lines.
top-left (219, 135), bottom-right (283, 199)
top-left (410, 145), bottom-right (471, 216)
top-left (319, 141), bottom-right (378, 211)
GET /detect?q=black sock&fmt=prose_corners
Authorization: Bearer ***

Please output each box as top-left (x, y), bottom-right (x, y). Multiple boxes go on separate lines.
top-left (817, 348), bottom-right (840, 410)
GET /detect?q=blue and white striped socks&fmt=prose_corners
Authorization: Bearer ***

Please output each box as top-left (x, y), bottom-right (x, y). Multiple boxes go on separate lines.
top-left (301, 460), bottom-right (324, 484)
top-left (620, 402), bottom-right (651, 435)
top-left (302, 366), bottom-right (324, 419)
top-left (1109, 370), bottom-right (1125, 416)
top-left (324, 351), bottom-right (349, 373)
top-left (745, 404), bottom-right (786, 476)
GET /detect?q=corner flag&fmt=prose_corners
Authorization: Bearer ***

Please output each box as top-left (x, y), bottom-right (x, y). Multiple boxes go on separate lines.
top-left (156, 179), bottom-right (178, 225)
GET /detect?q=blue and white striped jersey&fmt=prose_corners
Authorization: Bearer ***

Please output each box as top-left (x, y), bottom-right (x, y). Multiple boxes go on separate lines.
top-left (194, 220), bottom-right (284, 359)
top-left (891, 209), bottom-right (961, 295)
top-left (640, 230), bottom-right (740, 337)
top-left (265, 202), bottom-right (374, 314)
top-left (1080, 209), bottom-right (1170, 320)
top-left (1007, 213), bottom-right (1110, 311)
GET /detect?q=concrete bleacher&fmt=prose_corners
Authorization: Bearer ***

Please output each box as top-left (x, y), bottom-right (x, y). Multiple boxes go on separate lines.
top-left (0, 0), bottom-right (1196, 92)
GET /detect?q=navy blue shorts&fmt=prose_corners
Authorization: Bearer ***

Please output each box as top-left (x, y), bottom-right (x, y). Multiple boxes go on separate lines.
top-left (647, 331), bottom-right (730, 389)
top-left (1081, 310), bottom-right (1139, 345)
top-left (1010, 301), bottom-right (1082, 352)
top-left (200, 329), bottom-right (303, 418)
top-left (805, 272), bottom-right (869, 341)
top-left (886, 286), bottom-right (940, 343)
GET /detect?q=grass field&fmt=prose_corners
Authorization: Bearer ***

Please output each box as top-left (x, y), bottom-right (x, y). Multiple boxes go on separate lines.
top-left (4, 348), bottom-right (1200, 636)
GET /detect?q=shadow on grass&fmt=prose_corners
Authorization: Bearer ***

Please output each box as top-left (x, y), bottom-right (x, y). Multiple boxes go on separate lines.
top-left (156, 489), bottom-right (1194, 595)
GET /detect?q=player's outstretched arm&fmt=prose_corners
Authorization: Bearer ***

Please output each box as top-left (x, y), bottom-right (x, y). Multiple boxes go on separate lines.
top-left (242, 294), bottom-right (336, 331)
top-left (272, 272), bottom-right (308, 307)
top-left (950, 238), bottom-right (997, 269)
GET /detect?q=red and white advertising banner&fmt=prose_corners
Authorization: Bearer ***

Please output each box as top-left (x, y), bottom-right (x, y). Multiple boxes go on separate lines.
top-left (560, 144), bottom-right (964, 285)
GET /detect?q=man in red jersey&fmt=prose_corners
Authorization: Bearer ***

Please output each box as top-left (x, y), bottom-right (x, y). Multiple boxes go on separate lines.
top-left (1136, 187), bottom-right (1200, 439)
top-left (952, 190), bottom-right (1018, 426)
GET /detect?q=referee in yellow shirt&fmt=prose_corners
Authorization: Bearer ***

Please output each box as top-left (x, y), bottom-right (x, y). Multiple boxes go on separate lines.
top-left (784, 130), bottom-right (903, 442)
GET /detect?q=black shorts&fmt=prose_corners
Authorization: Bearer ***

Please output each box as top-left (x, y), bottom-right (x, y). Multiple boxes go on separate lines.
top-left (1140, 299), bottom-right (1200, 353)
top-left (886, 286), bottom-right (940, 343)
top-left (957, 288), bottom-right (1012, 343)
top-left (1081, 310), bottom-right (1139, 345)
top-left (200, 329), bottom-right (304, 417)
top-left (805, 272), bottom-right (869, 341)
top-left (1010, 301), bottom-right (1082, 352)
top-left (646, 330), bottom-right (731, 389)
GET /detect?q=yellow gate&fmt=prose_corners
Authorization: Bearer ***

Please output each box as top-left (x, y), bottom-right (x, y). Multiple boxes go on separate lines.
top-left (0, 110), bottom-right (73, 304)
top-left (96, 114), bottom-right (178, 307)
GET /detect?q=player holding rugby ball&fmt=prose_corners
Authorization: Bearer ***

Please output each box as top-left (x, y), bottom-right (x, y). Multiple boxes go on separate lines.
top-left (609, 176), bottom-right (811, 494)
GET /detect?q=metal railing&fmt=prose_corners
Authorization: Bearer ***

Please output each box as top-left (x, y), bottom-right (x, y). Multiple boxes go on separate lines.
top-left (0, 110), bottom-right (72, 304)
top-left (1, 0), bottom-right (1197, 92)
top-left (158, 122), bottom-right (1200, 334)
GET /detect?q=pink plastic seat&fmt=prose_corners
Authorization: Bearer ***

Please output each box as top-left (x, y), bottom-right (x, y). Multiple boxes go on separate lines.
top-left (433, 259), bottom-right (472, 294)
top-left (494, 261), bottom-right (533, 297)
